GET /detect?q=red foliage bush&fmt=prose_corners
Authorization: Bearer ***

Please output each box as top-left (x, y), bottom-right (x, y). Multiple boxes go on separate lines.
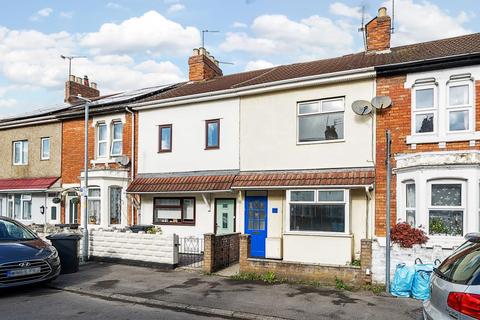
top-left (390, 222), bottom-right (429, 248)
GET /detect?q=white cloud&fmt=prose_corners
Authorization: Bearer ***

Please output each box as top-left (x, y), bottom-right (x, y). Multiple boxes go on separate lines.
top-left (0, 98), bottom-right (17, 109)
top-left (167, 3), bottom-right (185, 14)
top-left (244, 60), bottom-right (275, 71)
top-left (232, 22), bottom-right (247, 28)
top-left (220, 14), bottom-right (354, 60)
top-left (329, 2), bottom-right (363, 19)
top-left (383, 0), bottom-right (471, 46)
top-left (59, 11), bottom-right (73, 19)
top-left (93, 54), bottom-right (134, 65)
top-left (30, 8), bottom-right (53, 21)
top-left (81, 11), bottom-right (199, 56)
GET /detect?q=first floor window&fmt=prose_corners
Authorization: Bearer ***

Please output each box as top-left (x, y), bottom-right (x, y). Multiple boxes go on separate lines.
top-left (158, 124), bottom-right (172, 152)
top-left (429, 182), bottom-right (464, 236)
top-left (298, 98), bottom-right (344, 143)
top-left (289, 190), bottom-right (347, 233)
top-left (405, 183), bottom-right (416, 226)
top-left (88, 188), bottom-right (101, 225)
top-left (41, 137), bottom-right (50, 160)
top-left (413, 86), bottom-right (436, 134)
top-left (111, 122), bottom-right (123, 156)
top-left (153, 197), bottom-right (195, 224)
top-left (109, 186), bottom-right (122, 224)
top-left (205, 119), bottom-right (220, 149)
top-left (97, 123), bottom-right (108, 158)
top-left (13, 140), bottom-right (28, 165)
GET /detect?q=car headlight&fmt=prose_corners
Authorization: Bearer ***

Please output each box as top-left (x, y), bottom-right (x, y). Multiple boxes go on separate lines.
top-left (47, 246), bottom-right (58, 260)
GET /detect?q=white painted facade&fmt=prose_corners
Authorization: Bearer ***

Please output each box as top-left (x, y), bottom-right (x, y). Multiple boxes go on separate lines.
top-left (137, 98), bottom-right (240, 174)
top-left (0, 191), bottom-right (61, 225)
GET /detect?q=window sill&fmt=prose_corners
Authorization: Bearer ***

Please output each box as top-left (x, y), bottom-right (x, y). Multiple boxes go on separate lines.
top-left (297, 139), bottom-right (345, 146)
top-left (406, 131), bottom-right (480, 145)
top-left (284, 231), bottom-right (352, 238)
top-left (153, 222), bottom-right (195, 226)
top-left (91, 158), bottom-right (117, 165)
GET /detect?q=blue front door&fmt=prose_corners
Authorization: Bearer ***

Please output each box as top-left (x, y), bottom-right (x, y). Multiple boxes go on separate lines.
top-left (245, 196), bottom-right (267, 258)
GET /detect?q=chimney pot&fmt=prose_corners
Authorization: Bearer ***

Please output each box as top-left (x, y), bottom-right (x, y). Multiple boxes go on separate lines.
top-left (65, 74), bottom-right (100, 104)
top-left (378, 7), bottom-right (387, 17)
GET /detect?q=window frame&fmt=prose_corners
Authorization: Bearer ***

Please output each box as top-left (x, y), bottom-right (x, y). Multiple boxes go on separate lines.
top-left (296, 97), bottom-right (345, 145)
top-left (411, 84), bottom-right (438, 136)
top-left (40, 137), bottom-right (50, 160)
top-left (96, 123), bottom-right (108, 158)
top-left (158, 124), bottom-right (172, 153)
top-left (13, 140), bottom-right (28, 165)
top-left (109, 186), bottom-right (122, 225)
top-left (286, 189), bottom-right (349, 235)
top-left (6, 194), bottom-right (32, 220)
top-left (87, 187), bottom-right (101, 225)
top-left (446, 80), bottom-right (474, 134)
top-left (427, 179), bottom-right (466, 237)
top-left (153, 197), bottom-right (195, 225)
top-left (205, 119), bottom-right (220, 150)
top-left (405, 182), bottom-right (416, 226)
top-left (110, 121), bottom-right (123, 157)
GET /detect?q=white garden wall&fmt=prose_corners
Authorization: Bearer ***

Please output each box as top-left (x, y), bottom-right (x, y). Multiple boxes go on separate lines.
top-left (371, 238), bottom-right (465, 283)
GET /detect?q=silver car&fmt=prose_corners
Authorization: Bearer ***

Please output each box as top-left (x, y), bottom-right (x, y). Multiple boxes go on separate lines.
top-left (423, 233), bottom-right (480, 320)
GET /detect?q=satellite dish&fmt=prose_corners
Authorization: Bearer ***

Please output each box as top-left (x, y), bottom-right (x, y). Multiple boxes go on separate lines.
top-left (351, 100), bottom-right (373, 115)
top-left (115, 155), bottom-right (130, 166)
top-left (371, 96), bottom-right (392, 110)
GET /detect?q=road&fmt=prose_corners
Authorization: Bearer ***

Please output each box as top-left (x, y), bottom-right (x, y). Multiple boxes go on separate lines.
top-left (0, 285), bottom-right (224, 320)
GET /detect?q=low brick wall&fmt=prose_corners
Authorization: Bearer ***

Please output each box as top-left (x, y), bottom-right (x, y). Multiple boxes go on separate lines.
top-left (371, 238), bottom-right (464, 283)
top-left (204, 233), bottom-right (240, 273)
top-left (239, 235), bottom-right (371, 286)
top-left (39, 229), bottom-right (179, 269)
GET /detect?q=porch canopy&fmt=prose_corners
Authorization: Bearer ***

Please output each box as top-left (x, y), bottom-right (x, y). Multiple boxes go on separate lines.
top-left (0, 177), bottom-right (60, 192)
top-left (231, 168), bottom-right (375, 189)
top-left (126, 171), bottom-right (238, 194)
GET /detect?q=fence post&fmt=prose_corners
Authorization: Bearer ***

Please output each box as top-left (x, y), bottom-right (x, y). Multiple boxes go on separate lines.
top-left (361, 239), bottom-right (373, 284)
top-left (203, 233), bottom-right (215, 273)
top-left (239, 234), bottom-right (250, 273)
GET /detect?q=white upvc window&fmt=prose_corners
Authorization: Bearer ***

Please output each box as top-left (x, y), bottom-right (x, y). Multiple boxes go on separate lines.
top-left (88, 187), bottom-right (101, 225)
top-left (412, 83), bottom-right (437, 135)
top-left (8, 194), bottom-right (32, 220)
top-left (427, 180), bottom-right (465, 237)
top-left (41, 137), bottom-right (50, 160)
top-left (110, 122), bottom-right (123, 156)
top-left (405, 182), bottom-right (416, 226)
top-left (97, 123), bottom-right (108, 158)
top-left (287, 189), bottom-right (349, 234)
top-left (297, 97), bottom-right (345, 143)
top-left (13, 140), bottom-right (28, 165)
top-left (446, 79), bottom-right (474, 133)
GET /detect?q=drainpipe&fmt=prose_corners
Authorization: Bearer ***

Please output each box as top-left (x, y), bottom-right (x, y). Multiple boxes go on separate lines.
top-left (364, 185), bottom-right (373, 239)
top-left (125, 107), bottom-right (135, 226)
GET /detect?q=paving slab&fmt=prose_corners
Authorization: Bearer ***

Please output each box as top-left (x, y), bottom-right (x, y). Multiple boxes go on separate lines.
top-left (50, 262), bottom-right (423, 320)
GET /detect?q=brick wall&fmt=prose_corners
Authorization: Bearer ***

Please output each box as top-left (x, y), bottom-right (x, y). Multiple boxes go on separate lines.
top-left (65, 80), bottom-right (99, 103)
top-left (203, 233), bottom-right (240, 273)
top-left (239, 235), bottom-right (370, 286)
top-left (375, 75), bottom-right (480, 236)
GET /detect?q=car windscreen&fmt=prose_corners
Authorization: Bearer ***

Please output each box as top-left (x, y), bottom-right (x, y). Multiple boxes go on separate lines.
top-left (435, 240), bottom-right (480, 285)
top-left (0, 219), bottom-right (37, 241)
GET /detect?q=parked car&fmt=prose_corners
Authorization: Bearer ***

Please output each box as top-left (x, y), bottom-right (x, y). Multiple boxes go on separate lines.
top-left (423, 233), bottom-right (480, 319)
top-left (0, 217), bottom-right (60, 288)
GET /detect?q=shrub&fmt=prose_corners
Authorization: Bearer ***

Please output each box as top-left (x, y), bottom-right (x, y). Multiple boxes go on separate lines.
top-left (390, 222), bottom-right (428, 248)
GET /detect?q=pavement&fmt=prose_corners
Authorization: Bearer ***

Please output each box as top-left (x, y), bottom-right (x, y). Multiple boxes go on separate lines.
top-left (41, 262), bottom-right (423, 320)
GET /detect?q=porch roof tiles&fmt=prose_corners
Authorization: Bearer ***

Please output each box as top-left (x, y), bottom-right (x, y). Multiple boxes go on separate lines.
top-left (0, 177), bottom-right (59, 191)
top-left (231, 168), bottom-right (375, 189)
top-left (126, 174), bottom-right (237, 193)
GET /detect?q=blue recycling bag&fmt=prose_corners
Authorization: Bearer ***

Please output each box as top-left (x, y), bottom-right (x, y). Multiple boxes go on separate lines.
top-left (411, 263), bottom-right (433, 300)
top-left (391, 263), bottom-right (415, 297)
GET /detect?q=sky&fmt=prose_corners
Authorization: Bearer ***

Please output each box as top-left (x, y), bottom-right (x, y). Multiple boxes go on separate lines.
top-left (0, 0), bottom-right (478, 117)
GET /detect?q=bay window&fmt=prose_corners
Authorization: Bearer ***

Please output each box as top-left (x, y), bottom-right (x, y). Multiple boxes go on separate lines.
top-left (297, 98), bottom-right (344, 143)
top-left (109, 186), bottom-right (122, 225)
top-left (153, 197), bottom-right (195, 225)
top-left (88, 188), bottom-right (101, 225)
top-left (405, 183), bottom-right (416, 226)
top-left (428, 181), bottom-right (465, 236)
top-left (288, 190), bottom-right (348, 233)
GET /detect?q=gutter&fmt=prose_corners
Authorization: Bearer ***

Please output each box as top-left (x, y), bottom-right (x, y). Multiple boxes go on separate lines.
top-left (231, 184), bottom-right (374, 190)
top-left (130, 67), bottom-right (376, 110)
top-left (126, 189), bottom-right (233, 194)
top-left (0, 117), bottom-right (59, 130)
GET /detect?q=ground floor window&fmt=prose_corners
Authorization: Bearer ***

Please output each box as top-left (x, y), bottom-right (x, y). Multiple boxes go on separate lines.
top-left (88, 188), bottom-right (101, 225)
top-left (6, 194), bottom-right (32, 220)
top-left (428, 181), bottom-right (464, 236)
top-left (109, 186), bottom-right (122, 224)
top-left (153, 197), bottom-right (195, 225)
top-left (288, 190), bottom-right (348, 233)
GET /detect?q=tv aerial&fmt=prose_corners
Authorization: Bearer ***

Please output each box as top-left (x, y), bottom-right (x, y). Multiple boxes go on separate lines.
top-left (351, 100), bottom-right (373, 115)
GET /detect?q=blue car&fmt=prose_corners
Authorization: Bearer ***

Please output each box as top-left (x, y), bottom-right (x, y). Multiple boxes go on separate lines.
top-left (0, 217), bottom-right (60, 288)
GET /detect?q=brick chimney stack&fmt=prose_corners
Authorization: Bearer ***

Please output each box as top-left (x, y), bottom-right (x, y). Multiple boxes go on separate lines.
top-left (365, 7), bottom-right (392, 53)
top-left (188, 48), bottom-right (223, 81)
top-left (65, 75), bottom-right (100, 104)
